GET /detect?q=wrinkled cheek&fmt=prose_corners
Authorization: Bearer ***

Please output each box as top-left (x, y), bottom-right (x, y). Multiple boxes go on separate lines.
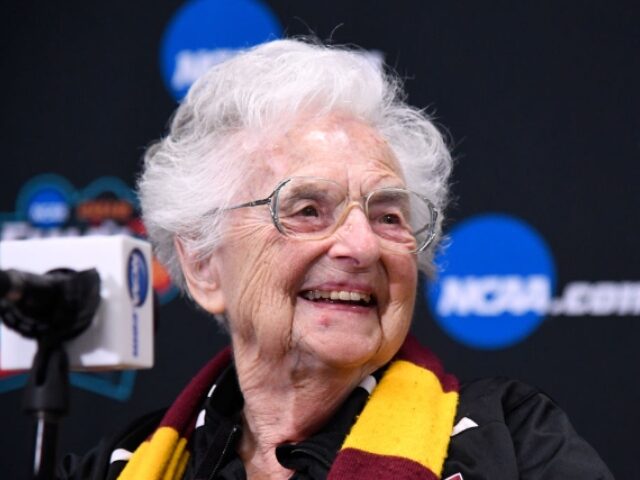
top-left (390, 256), bottom-right (418, 297)
top-left (228, 244), bottom-right (298, 351)
top-left (384, 261), bottom-right (418, 333)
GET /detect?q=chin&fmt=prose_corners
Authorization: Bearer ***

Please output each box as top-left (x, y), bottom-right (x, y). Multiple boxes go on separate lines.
top-left (298, 331), bottom-right (393, 371)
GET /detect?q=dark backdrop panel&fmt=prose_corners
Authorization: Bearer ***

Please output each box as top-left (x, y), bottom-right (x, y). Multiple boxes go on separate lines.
top-left (1, 1), bottom-right (638, 478)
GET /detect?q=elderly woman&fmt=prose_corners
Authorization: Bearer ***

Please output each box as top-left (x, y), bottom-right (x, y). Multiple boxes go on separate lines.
top-left (59, 39), bottom-right (612, 480)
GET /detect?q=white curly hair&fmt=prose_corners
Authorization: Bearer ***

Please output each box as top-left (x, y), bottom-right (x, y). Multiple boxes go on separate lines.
top-left (138, 38), bottom-right (453, 290)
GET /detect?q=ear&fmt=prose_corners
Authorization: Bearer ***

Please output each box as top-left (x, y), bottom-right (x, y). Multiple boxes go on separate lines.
top-left (175, 237), bottom-right (226, 314)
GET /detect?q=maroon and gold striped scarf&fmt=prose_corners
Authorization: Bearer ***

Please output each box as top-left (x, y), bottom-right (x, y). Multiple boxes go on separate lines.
top-left (117, 336), bottom-right (458, 479)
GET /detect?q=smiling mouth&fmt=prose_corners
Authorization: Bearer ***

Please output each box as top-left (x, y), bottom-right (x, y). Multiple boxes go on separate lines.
top-left (300, 289), bottom-right (377, 307)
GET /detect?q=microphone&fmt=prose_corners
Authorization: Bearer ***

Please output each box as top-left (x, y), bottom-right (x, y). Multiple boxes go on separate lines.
top-left (0, 268), bottom-right (100, 341)
top-left (0, 235), bottom-right (154, 371)
top-left (0, 268), bottom-right (66, 301)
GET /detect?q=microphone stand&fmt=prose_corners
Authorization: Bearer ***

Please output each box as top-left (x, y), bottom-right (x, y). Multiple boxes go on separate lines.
top-left (26, 341), bottom-right (70, 479)
top-left (0, 268), bottom-right (101, 480)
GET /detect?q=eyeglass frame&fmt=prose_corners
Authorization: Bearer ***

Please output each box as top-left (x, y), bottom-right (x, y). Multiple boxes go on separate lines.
top-left (224, 176), bottom-right (439, 253)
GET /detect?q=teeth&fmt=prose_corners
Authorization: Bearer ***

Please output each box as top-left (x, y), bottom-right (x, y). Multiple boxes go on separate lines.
top-left (303, 290), bottom-right (372, 304)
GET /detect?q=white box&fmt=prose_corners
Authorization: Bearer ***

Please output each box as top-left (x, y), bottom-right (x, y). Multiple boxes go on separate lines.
top-left (0, 235), bottom-right (154, 371)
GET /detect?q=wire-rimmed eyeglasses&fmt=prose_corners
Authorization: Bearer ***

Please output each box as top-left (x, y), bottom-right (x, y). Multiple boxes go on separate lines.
top-left (225, 176), bottom-right (438, 254)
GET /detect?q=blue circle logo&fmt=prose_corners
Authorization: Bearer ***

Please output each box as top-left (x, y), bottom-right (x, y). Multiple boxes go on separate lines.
top-left (127, 248), bottom-right (149, 307)
top-left (425, 214), bottom-right (557, 349)
top-left (26, 188), bottom-right (70, 227)
top-left (160, 0), bottom-right (282, 100)
top-left (15, 174), bottom-right (75, 229)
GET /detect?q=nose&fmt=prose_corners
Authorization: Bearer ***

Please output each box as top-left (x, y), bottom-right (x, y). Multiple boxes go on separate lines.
top-left (327, 204), bottom-right (381, 267)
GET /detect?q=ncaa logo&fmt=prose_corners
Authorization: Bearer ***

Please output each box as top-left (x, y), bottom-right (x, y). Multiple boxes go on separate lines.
top-left (160, 0), bottom-right (282, 100)
top-left (127, 248), bottom-right (149, 307)
top-left (425, 214), bottom-right (556, 349)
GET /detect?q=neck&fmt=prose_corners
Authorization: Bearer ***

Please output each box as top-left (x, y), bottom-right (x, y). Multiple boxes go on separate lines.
top-left (233, 343), bottom-right (370, 480)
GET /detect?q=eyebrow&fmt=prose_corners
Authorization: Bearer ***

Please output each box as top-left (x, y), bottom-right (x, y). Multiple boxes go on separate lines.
top-left (360, 180), bottom-right (407, 195)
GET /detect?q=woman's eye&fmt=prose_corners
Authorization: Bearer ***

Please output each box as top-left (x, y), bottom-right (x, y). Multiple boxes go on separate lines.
top-left (298, 205), bottom-right (319, 217)
top-left (380, 213), bottom-right (401, 224)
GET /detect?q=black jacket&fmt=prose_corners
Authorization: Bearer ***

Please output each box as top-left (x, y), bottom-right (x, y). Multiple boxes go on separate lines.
top-left (442, 378), bottom-right (613, 479)
top-left (57, 376), bottom-right (614, 479)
